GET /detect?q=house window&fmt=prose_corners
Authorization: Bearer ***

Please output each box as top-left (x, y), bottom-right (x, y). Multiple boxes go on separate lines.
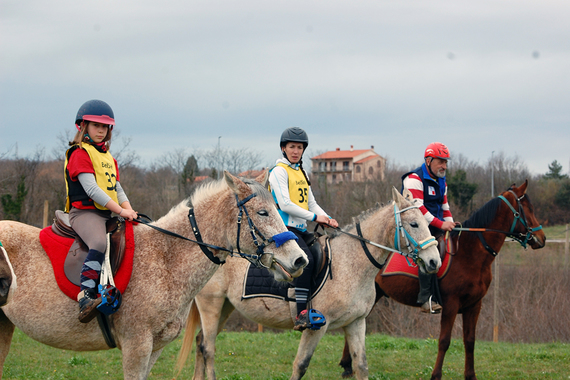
top-left (331, 161), bottom-right (337, 171)
top-left (355, 166), bottom-right (361, 173)
top-left (368, 167), bottom-right (374, 175)
top-left (343, 161), bottom-right (349, 171)
top-left (377, 160), bottom-right (382, 167)
top-left (332, 174), bottom-right (337, 183)
top-left (319, 162), bottom-right (326, 171)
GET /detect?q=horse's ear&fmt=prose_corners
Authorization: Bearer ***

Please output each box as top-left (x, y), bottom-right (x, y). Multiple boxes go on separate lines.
top-left (223, 171), bottom-right (249, 195)
top-left (520, 179), bottom-right (529, 194)
top-left (392, 187), bottom-right (405, 208)
top-left (254, 169), bottom-right (269, 187)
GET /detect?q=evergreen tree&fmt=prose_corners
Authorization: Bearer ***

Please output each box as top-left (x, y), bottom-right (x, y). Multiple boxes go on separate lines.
top-left (1, 175), bottom-right (28, 221)
top-left (544, 160), bottom-right (568, 180)
top-left (447, 170), bottom-right (478, 213)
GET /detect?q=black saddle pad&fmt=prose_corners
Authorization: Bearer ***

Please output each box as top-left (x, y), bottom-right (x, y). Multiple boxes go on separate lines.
top-left (242, 239), bottom-right (332, 301)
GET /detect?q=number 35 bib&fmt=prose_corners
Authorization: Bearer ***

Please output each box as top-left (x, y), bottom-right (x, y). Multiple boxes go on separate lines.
top-left (276, 162), bottom-right (309, 210)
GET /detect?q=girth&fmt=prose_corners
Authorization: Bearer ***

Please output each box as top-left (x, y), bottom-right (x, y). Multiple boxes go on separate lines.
top-left (51, 210), bottom-right (127, 286)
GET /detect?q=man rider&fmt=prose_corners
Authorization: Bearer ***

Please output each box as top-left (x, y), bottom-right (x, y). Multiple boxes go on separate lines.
top-left (401, 142), bottom-right (455, 314)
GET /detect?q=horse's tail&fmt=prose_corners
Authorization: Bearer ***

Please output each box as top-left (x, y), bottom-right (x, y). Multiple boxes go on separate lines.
top-left (174, 300), bottom-right (201, 378)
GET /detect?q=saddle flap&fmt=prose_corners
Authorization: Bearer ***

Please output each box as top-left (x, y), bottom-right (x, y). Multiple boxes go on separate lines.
top-left (52, 211), bottom-right (127, 286)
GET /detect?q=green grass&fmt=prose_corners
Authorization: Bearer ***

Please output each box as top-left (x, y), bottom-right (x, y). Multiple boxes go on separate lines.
top-left (3, 329), bottom-right (570, 379)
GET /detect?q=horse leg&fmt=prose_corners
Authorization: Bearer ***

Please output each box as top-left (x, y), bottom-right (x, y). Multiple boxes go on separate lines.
top-left (290, 327), bottom-right (327, 380)
top-left (431, 305), bottom-right (459, 380)
top-left (342, 318), bottom-right (369, 380)
top-left (338, 337), bottom-right (354, 378)
top-left (194, 297), bottom-right (235, 380)
top-left (462, 300), bottom-right (482, 380)
top-left (0, 309), bottom-right (15, 378)
top-left (121, 332), bottom-right (155, 380)
top-left (142, 348), bottom-right (164, 379)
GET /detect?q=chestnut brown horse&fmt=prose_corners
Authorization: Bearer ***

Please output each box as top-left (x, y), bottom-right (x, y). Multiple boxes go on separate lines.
top-left (0, 171), bottom-right (307, 380)
top-left (338, 180), bottom-right (546, 380)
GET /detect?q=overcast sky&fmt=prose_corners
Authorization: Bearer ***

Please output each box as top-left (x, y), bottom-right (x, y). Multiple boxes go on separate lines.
top-left (1, 0), bottom-right (569, 175)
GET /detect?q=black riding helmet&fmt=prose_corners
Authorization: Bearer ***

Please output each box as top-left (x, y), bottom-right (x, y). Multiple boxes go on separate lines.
top-left (75, 99), bottom-right (115, 130)
top-left (280, 127), bottom-right (309, 149)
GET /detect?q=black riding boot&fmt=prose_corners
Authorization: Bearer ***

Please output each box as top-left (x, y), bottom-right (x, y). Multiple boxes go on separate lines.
top-left (418, 271), bottom-right (442, 314)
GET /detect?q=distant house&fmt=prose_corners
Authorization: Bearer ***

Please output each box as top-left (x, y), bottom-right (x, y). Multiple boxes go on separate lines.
top-left (238, 169), bottom-right (266, 179)
top-left (311, 146), bottom-right (385, 184)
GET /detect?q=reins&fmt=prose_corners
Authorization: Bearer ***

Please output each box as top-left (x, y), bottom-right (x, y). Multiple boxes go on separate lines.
top-left (134, 192), bottom-right (297, 268)
top-left (451, 190), bottom-right (543, 255)
top-left (331, 202), bottom-right (437, 269)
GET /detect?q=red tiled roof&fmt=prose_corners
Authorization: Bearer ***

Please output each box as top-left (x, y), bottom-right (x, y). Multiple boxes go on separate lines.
top-left (354, 155), bottom-right (379, 164)
top-left (311, 149), bottom-right (376, 160)
top-left (238, 169), bottom-right (265, 178)
top-left (194, 175), bottom-right (209, 183)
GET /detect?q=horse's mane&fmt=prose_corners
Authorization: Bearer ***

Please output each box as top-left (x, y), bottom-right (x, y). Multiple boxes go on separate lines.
top-left (456, 196), bottom-right (502, 232)
top-left (330, 202), bottom-right (387, 239)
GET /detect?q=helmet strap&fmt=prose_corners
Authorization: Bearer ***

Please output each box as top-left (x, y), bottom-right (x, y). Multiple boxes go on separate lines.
top-left (426, 158), bottom-right (438, 179)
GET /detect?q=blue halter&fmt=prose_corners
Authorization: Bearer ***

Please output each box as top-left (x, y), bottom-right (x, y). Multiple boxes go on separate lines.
top-left (393, 203), bottom-right (438, 266)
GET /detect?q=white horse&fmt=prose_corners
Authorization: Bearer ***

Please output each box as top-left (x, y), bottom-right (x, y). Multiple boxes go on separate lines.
top-left (178, 188), bottom-right (442, 380)
top-left (0, 171), bottom-right (307, 380)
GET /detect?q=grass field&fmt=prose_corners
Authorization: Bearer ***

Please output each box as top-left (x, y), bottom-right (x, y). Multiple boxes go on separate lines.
top-left (3, 328), bottom-right (569, 379)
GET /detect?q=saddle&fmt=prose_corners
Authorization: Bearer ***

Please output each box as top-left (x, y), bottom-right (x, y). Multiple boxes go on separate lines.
top-left (436, 232), bottom-right (457, 259)
top-left (242, 233), bottom-right (331, 300)
top-left (51, 210), bottom-right (127, 286)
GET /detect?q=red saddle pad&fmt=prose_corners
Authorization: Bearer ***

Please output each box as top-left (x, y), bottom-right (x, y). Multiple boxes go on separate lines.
top-left (39, 222), bottom-right (135, 301)
top-left (381, 250), bottom-right (452, 279)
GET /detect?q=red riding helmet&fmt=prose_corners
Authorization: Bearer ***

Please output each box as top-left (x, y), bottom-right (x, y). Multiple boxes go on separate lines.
top-left (424, 142), bottom-right (451, 160)
top-left (75, 99), bottom-right (115, 130)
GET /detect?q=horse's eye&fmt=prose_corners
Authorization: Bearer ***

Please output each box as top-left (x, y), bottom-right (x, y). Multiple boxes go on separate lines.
top-left (410, 222), bottom-right (418, 228)
top-left (257, 210), bottom-right (269, 216)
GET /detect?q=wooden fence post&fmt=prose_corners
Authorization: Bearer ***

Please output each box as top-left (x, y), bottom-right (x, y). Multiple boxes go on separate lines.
top-left (564, 224), bottom-right (570, 268)
top-left (257, 324), bottom-right (263, 332)
top-left (43, 200), bottom-right (49, 228)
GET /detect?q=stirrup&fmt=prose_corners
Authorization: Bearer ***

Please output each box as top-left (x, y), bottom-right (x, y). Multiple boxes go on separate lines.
top-left (97, 284), bottom-right (122, 315)
top-left (307, 309), bottom-right (326, 330)
top-left (425, 296), bottom-right (442, 314)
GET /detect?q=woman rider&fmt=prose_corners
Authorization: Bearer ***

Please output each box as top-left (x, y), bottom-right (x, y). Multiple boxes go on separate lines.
top-left (268, 127), bottom-right (339, 331)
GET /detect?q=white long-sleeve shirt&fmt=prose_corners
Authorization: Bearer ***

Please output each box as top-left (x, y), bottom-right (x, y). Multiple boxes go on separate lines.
top-left (268, 157), bottom-right (328, 231)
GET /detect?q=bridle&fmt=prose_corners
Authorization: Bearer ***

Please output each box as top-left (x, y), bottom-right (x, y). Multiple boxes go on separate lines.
top-left (335, 202), bottom-right (437, 269)
top-left (135, 192), bottom-right (297, 268)
top-left (497, 190), bottom-right (543, 248)
top-left (452, 189), bottom-right (543, 255)
top-left (233, 193), bottom-right (296, 268)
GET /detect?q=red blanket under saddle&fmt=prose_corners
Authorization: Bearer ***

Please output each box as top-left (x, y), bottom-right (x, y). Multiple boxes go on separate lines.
top-left (39, 222), bottom-right (135, 301)
top-left (381, 251), bottom-right (452, 279)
